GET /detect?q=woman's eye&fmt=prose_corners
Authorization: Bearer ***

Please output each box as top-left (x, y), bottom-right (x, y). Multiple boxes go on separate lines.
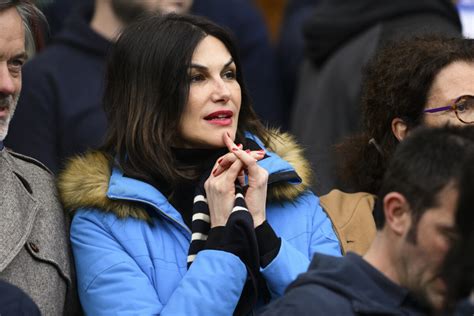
top-left (190, 74), bottom-right (205, 83)
top-left (456, 96), bottom-right (474, 113)
top-left (223, 70), bottom-right (236, 80)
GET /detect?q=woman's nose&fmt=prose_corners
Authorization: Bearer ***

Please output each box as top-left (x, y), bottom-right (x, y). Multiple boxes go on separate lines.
top-left (211, 78), bottom-right (231, 103)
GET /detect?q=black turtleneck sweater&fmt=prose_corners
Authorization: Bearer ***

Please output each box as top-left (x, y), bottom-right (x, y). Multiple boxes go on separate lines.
top-left (153, 147), bottom-right (226, 228)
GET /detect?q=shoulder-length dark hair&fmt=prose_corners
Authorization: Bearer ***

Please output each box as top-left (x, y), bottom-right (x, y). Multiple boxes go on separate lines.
top-left (102, 14), bottom-right (269, 185)
top-left (337, 36), bottom-right (474, 194)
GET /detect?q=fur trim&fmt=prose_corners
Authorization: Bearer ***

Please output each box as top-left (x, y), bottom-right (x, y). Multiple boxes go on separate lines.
top-left (266, 130), bottom-right (312, 202)
top-left (57, 151), bottom-right (150, 221)
top-left (58, 131), bottom-right (313, 219)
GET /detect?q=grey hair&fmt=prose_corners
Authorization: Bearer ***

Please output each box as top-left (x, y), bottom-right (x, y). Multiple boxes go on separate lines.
top-left (0, 0), bottom-right (46, 56)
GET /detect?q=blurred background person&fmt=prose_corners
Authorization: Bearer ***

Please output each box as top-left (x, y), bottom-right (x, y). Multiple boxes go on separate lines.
top-left (290, 0), bottom-right (462, 195)
top-left (276, 0), bottom-right (319, 115)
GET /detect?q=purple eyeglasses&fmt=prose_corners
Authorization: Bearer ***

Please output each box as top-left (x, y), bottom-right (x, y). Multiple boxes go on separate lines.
top-left (424, 95), bottom-right (474, 125)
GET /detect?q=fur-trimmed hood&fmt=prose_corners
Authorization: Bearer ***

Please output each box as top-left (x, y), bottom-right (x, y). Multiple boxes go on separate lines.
top-left (58, 131), bottom-right (313, 221)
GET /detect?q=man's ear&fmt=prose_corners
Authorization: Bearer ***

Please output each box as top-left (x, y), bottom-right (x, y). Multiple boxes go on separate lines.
top-left (383, 192), bottom-right (411, 236)
top-left (391, 118), bottom-right (408, 141)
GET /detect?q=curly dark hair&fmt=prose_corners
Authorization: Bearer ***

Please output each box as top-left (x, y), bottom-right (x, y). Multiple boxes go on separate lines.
top-left (337, 36), bottom-right (474, 194)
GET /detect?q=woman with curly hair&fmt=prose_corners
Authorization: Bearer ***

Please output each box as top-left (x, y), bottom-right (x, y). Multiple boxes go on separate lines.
top-left (321, 36), bottom-right (474, 255)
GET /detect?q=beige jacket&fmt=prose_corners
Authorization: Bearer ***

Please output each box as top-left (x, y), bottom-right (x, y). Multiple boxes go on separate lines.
top-left (320, 189), bottom-right (376, 255)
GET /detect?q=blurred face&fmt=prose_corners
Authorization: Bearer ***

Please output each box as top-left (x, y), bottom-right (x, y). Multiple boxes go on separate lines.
top-left (151, 0), bottom-right (193, 14)
top-left (398, 185), bottom-right (459, 311)
top-left (424, 61), bottom-right (474, 127)
top-left (0, 7), bottom-right (25, 141)
top-left (178, 35), bottom-right (241, 148)
top-left (111, 0), bottom-right (193, 24)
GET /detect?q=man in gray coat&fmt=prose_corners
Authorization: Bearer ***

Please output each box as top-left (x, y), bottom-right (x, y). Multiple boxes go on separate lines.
top-left (0, 1), bottom-right (77, 314)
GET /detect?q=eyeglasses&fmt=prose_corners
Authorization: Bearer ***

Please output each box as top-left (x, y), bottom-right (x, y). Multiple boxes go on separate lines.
top-left (424, 95), bottom-right (474, 125)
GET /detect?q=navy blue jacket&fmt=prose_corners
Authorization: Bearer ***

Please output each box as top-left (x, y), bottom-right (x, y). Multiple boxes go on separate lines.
top-left (0, 280), bottom-right (40, 315)
top-left (259, 253), bottom-right (431, 315)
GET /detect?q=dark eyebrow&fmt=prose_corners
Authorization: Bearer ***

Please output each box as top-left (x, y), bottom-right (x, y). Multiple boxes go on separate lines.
top-left (12, 52), bottom-right (28, 61)
top-left (189, 58), bottom-right (235, 71)
top-left (0, 51), bottom-right (27, 61)
top-left (223, 58), bottom-right (234, 68)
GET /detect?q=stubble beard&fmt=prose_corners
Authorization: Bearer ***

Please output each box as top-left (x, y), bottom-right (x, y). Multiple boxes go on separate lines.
top-left (0, 94), bottom-right (19, 141)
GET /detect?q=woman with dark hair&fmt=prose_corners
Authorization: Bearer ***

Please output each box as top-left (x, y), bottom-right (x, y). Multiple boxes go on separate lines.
top-left (58, 14), bottom-right (341, 315)
top-left (320, 36), bottom-right (474, 255)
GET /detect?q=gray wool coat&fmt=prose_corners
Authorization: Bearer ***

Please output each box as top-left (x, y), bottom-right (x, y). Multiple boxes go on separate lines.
top-left (0, 148), bottom-right (78, 315)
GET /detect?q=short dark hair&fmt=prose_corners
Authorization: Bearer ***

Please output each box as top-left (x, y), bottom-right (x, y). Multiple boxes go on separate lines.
top-left (374, 125), bottom-right (474, 237)
top-left (0, 0), bottom-right (45, 54)
top-left (102, 14), bottom-right (269, 186)
top-left (442, 152), bottom-right (474, 309)
top-left (337, 36), bottom-right (474, 194)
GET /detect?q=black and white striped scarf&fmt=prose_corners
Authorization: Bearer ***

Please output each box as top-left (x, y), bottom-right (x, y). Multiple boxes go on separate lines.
top-left (187, 179), bottom-right (261, 315)
top-left (187, 184), bottom-right (248, 266)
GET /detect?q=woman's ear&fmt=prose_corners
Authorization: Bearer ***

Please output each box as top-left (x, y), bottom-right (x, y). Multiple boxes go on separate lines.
top-left (391, 118), bottom-right (408, 141)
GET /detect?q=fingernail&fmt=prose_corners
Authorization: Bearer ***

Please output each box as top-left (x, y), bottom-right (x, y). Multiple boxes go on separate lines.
top-left (212, 168), bottom-right (217, 175)
top-left (218, 158), bottom-right (223, 164)
top-left (238, 144), bottom-right (243, 149)
top-left (245, 149), bottom-right (251, 153)
top-left (232, 147), bottom-right (239, 152)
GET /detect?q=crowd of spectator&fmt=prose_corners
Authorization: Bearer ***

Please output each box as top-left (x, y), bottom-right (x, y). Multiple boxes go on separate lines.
top-left (0, 0), bottom-right (473, 315)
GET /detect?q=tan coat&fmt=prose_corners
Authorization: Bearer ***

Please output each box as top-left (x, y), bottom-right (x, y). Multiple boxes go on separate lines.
top-left (0, 149), bottom-right (78, 315)
top-left (320, 189), bottom-right (377, 255)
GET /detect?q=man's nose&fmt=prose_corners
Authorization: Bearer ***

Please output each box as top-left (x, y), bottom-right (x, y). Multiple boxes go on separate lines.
top-left (0, 64), bottom-right (16, 96)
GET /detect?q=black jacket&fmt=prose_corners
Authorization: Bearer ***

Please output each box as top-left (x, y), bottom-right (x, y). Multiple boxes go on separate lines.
top-left (259, 253), bottom-right (430, 315)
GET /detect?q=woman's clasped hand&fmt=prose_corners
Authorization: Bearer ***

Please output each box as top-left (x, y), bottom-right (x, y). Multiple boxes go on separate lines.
top-left (205, 132), bottom-right (268, 228)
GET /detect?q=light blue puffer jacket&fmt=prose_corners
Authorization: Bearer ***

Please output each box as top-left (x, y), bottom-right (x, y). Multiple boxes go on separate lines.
top-left (59, 132), bottom-right (341, 315)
